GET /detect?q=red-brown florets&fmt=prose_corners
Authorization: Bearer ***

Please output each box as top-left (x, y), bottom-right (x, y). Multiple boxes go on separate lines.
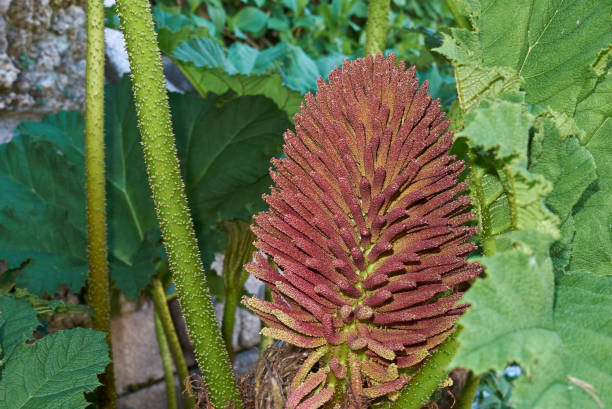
top-left (243, 54), bottom-right (481, 408)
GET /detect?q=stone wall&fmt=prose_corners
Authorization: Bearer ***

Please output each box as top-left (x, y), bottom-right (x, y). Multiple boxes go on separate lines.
top-left (0, 0), bottom-right (86, 113)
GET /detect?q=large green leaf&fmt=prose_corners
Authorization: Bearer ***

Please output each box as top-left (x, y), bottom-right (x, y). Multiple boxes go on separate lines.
top-left (459, 96), bottom-right (533, 163)
top-left (0, 79), bottom-right (162, 298)
top-left (0, 328), bottom-right (109, 409)
top-left (0, 134), bottom-right (89, 294)
top-left (450, 231), bottom-right (559, 374)
top-left (233, 7), bottom-right (268, 33)
top-left (0, 78), bottom-right (289, 294)
top-left (170, 38), bottom-right (304, 119)
top-left (438, 3), bottom-right (612, 409)
top-left (529, 112), bottom-right (597, 222)
top-left (512, 272), bottom-right (612, 409)
top-left (471, 0), bottom-right (612, 115)
top-left (457, 96), bottom-right (559, 239)
top-left (0, 297), bottom-right (39, 362)
top-left (528, 112), bottom-right (598, 272)
top-left (434, 28), bottom-right (522, 111)
top-left (570, 74), bottom-right (612, 274)
top-left (104, 77), bottom-right (162, 274)
top-left (170, 93), bottom-right (288, 263)
top-left (437, 0), bottom-right (612, 115)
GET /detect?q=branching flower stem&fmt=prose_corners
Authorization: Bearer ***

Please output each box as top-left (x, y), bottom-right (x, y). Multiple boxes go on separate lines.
top-left (151, 277), bottom-right (196, 409)
top-left (114, 0), bottom-right (242, 406)
top-left (84, 0), bottom-right (115, 407)
top-left (364, 0), bottom-right (391, 55)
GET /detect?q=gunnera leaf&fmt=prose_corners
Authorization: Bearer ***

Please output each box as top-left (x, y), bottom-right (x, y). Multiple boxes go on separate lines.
top-left (0, 328), bottom-right (109, 409)
top-left (243, 54), bottom-right (481, 408)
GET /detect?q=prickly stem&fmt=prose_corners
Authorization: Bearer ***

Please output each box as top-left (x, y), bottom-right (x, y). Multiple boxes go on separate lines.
top-left (151, 278), bottom-right (196, 409)
top-left (219, 220), bottom-right (256, 362)
top-left (390, 330), bottom-right (461, 409)
top-left (364, 0), bottom-right (391, 55)
top-left (154, 310), bottom-right (179, 409)
top-left (84, 0), bottom-right (116, 406)
top-left (114, 0), bottom-right (242, 406)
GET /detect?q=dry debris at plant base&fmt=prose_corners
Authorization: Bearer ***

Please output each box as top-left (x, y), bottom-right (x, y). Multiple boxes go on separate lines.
top-left (189, 344), bottom-right (309, 409)
top-left (253, 345), bottom-right (310, 409)
top-left (188, 344), bottom-right (467, 409)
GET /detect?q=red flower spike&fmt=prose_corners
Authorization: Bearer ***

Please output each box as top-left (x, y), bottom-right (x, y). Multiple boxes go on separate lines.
top-left (243, 54), bottom-right (481, 408)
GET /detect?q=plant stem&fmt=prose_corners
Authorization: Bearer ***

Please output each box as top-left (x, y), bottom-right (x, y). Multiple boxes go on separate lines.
top-left (444, 0), bottom-right (471, 30)
top-left (85, 0), bottom-right (116, 407)
top-left (114, 0), bottom-right (242, 406)
top-left (456, 372), bottom-right (481, 409)
top-left (390, 330), bottom-right (461, 409)
top-left (151, 277), bottom-right (196, 409)
top-left (258, 286), bottom-right (274, 359)
top-left (222, 292), bottom-right (238, 361)
top-left (364, 0), bottom-right (391, 56)
top-left (219, 219), bottom-right (256, 362)
top-left (154, 310), bottom-right (178, 409)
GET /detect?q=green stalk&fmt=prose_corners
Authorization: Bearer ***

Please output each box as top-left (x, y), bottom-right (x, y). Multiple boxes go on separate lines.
top-left (444, 0), bottom-right (471, 30)
top-left (219, 220), bottom-right (255, 362)
top-left (222, 292), bottom-right (238, 361)
top-left (154, 311), bottom-right (178, 409)
top-left (364, 0), bottom-right (391, 56)
top-left (85, 0), bottom-right (116, 407)
top-left (258, 286), bottom-right (274, 359)
top-left (151, 277), bottom-right (196, 409)
top-left (390, 331), bottom-right (461, 409)
top-left (114, 1), bottom-right (242, 406)
top-left (456, 372), bottom-right (481, 409)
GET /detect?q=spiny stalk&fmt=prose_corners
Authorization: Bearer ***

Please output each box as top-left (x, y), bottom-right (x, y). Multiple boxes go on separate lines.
top-left (114, 0), bottom-right (242, 406)
top-left (84, 0), bottom-right (116, 405)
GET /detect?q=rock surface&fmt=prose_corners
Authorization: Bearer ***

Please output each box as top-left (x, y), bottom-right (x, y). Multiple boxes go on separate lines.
top-left (0, 111), bottom-right (43, 143)
top-left (113, 294), bottom-right (261, 399)
top-left (0, 0), bottom-right (86, 112)
top-left (112, 299), bottom-right (166, 395)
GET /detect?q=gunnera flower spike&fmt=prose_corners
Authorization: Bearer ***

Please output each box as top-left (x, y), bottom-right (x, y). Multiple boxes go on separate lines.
top-left (243, 54), bottom-right (481, 409)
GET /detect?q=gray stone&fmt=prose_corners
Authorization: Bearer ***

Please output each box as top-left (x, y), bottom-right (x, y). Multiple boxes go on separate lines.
top-left (0, 17), bottom-right (8, 54)
top-left (213, 301), bottom-right (261, 351)
top-left (0, 0), bottom-right (12, 15)
top-left (104, 27), bottom-right (130, 80)
top-left (210, 252), bottom-right (266, 297)
top-left (0, 112), bottom-right (43, 143)
top-left (0, 54), bottom-right (18, 89)
top-left (162, 55), bottom-right (194, 94)
top-left (239, 307), bottom-right (261, 349)
top-left (118, 376), bottom-right (186, 409)
top-left (208, 253), bottom-right (263, 350)
top-left (111, 299), bottom-right (165, 395)
top-left (233, 347), bottom-right (259, 377)
top-left (1, 0), bottom-right (86, 113)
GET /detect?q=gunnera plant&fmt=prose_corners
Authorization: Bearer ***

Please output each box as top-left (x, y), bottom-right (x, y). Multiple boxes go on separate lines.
top-left (243, 54), bottom-right (481, 409)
